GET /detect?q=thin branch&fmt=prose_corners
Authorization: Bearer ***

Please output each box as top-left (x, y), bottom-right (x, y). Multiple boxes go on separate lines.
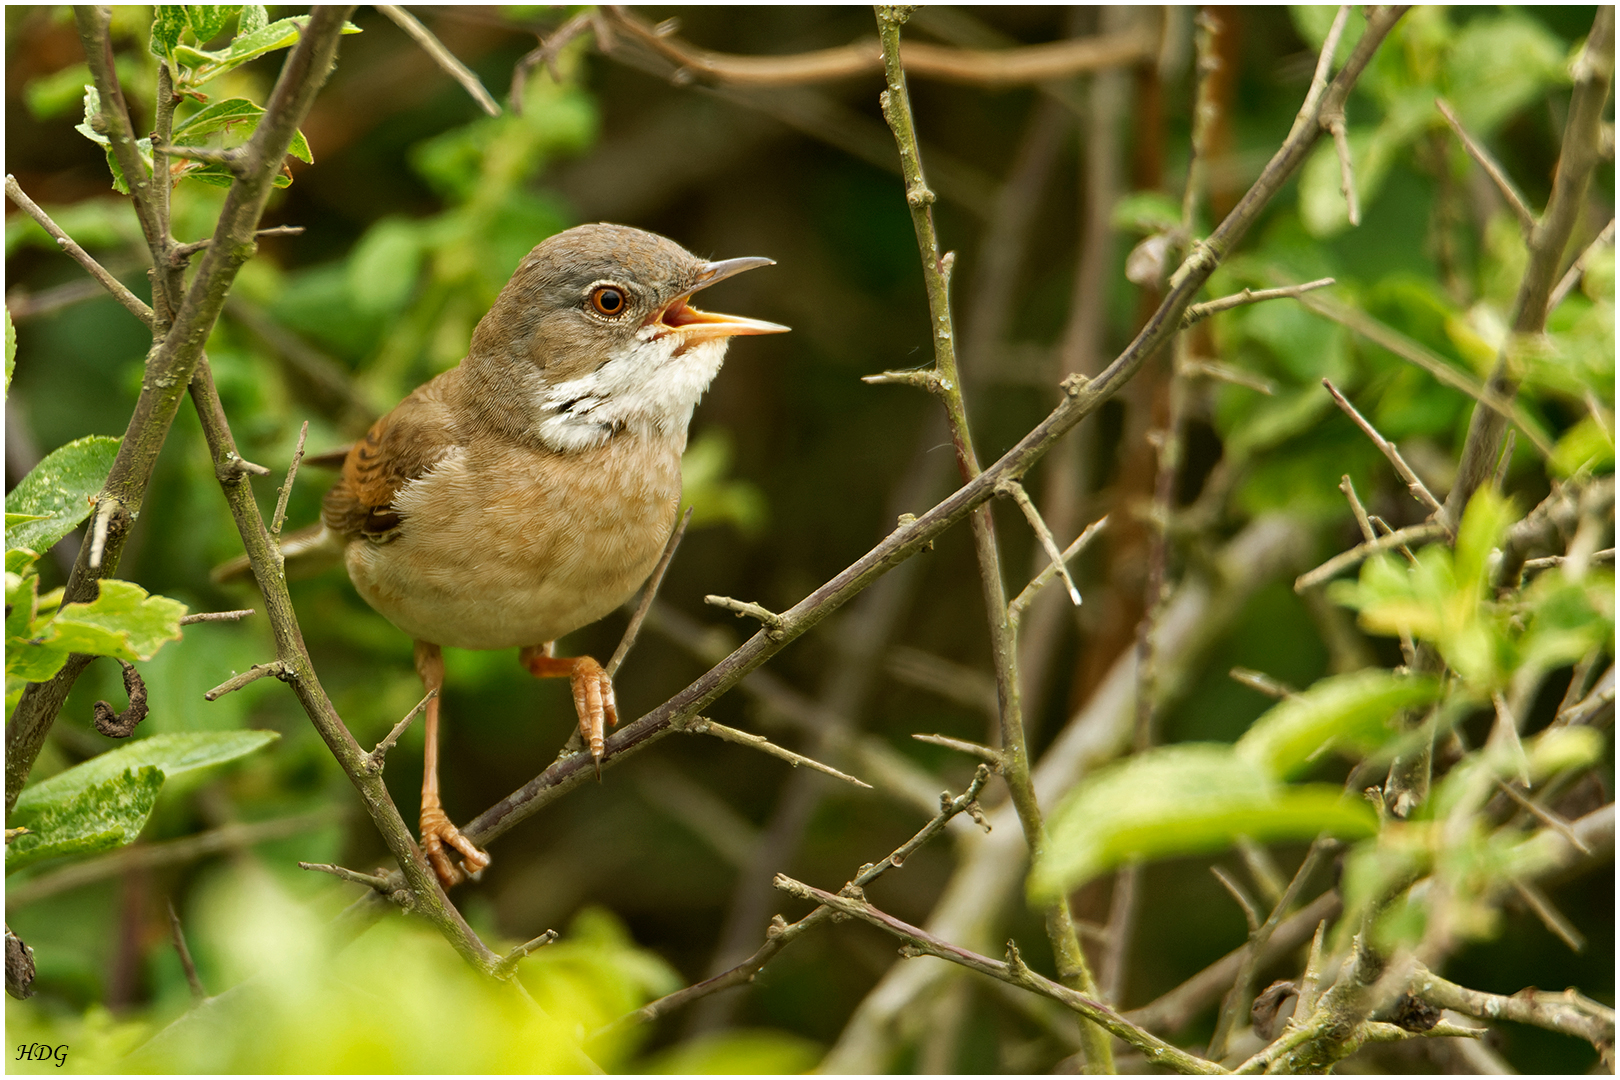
top-left (166, 899), bottom-right (206, 1001)
top-left (1410, 962), bottom-right (1614, 1056)
top-left (604, 5), bottom-right (1157, 88)
top-left (3, 175), bottom-right (154, 327)
top-left (1296, 289), bottom-right (1555, 457)
top-left (170, 225), bottom-right (305, 265)
top-left (1302, 6), bottom-right (1353, 119)
top-left (606, 506), bottom-right (691, 677)
top-left (1339, 474), bottom-right (1377, 541)
top-left (270, 421), bottom-right (308, 538)
top-left (493, 930), bottom-right (559, 977)
top-left (1008, 514), bottom-right (1107, 625)
top-left (1295, 526), bottom-right (1447, 592)
top-left (1547, 217), bottom-right (1615, 315)
top-left (511, 11), bottom-right (594, 112)
top-left (1296, 919), bottom-right (1329, 1017)
top-left (1326, 112), bottom-right (1360, 226)
top-left (911, 732), bottom-right (1004, 767)
top-left (1510, 879), bottom-right (1586, 953)
top-left (673, 716), bottom-right (871, 790)
top-left (1435, 97), bottom-right (1537, 235)
top-left (377, 5), bottom-right (500, 116)
top-left (202, 660), bottom-right (286, 701)
top-left (298, 861), bottom-right (398, 895)
top-left (1211, 866), bottom-right (1261, 933)
top-left (6, 810), bottom-right (340, 909)
top-left (179, 608), bottom-right (255, 625)
top-left (702, 594), bottom-right (786, 637)
top-left (1177, 357), bottom-right (1276, 395)
top-left (1229, 667), bottom-right (1296, 699)
top-left (150, 141), bottom-right (246, 175)
top-left (773, 875), bottom-right (1225, 1074)
top-left (1180, 278), bottom-right (1335, 327)
top-left (364, 689), bottom-right (436, 775)
top-left (592, 765), bottom-right (992, 1040)
top-left (1000, 480), bottom-right (1082, 606)
top-left (1322, 379), bottom-right (1445, 518)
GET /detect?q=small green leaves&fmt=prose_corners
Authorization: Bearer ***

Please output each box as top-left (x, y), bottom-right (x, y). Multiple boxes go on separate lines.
top-left (148, 6), bottom-right (192, 60)
top-left (1030, 744), bottom-right (1378, 902)
top-left (6, 766), bottom-right (163, 872)
top-left (7, 731), bottom-right (279, 872)
top-left (13, 731), bottom-right (279, 817)
top-left (168, 97), bottom-right (315, 188)
top-left (1235, 670), bottom-right (1441, 780)
top-left (48, 580), bottom-right (188, 662)
top-left (4, 435), bottom-right (120, 553)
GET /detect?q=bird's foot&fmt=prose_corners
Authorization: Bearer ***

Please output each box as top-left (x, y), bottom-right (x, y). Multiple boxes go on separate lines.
top-left (569, 656), bottom-right (619, 768)
top-left (419, 804), bottom-right (490, 889)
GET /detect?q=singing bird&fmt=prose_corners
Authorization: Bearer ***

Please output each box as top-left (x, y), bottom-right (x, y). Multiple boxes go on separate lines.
top-left (264, 224), bottom-right (786, 887)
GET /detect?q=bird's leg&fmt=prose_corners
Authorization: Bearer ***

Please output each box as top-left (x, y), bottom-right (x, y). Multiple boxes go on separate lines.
top-left (413, 640), bottom-right (490, 889)
top-left (520, 642), bottom-right (618, 770)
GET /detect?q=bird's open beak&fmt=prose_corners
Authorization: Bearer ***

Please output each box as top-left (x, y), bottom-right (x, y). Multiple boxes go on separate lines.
top-left (657, 257), bottom-right (790, 342)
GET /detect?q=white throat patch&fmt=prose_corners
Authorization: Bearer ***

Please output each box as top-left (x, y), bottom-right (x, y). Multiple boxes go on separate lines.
top-left (528, 333), bottom-right (730, 453)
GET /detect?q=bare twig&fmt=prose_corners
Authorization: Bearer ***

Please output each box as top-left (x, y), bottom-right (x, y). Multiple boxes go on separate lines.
top-left (511, 11), bottom-right (594, 111)
top-left (166, 899), bottom-right (206, 1001)
top-left (1211, 866), bottom-right (1262, 933)
top-left (999, 480), bottom-right (1082, 607)
top-left (1177, 357), bottom-right (1276, 395)
top-left (1322, 380), bottom-right (1445, 517)
top-left (1547, 217), bottom-right (1616, 315)
top-left (170, 225), bottom-right (305, 265)
top-left (364, 690), bottom-right (437, 775)
top-left (1295, 523), bottom-right (1447, 591)
top-left (270, 421), bottom-right (309, 538)
top-left (674, 716), bottom-right (871, 790)
top-left (1511, 879), bottom-right (1586, 953)
top-left (702, 594), bottom-right (786, 637)
top-left (202, 661), bottom-right (287, 702)
top-left (606, 507), bottom-right (691, 677)
top-left (594, 766), bottom-right (992, 1039)
top-left (1435, 97), bottom-right (1537, 235)
top-left (1326, 112), bottom-right (1360, 225)
top-left (1410, 962), bottom-right (1614, 1056)
top-left (179, 609), bottom-right (255, 625)
top-left (377, 5), bottom-right (500, 116)
top-left (298, 861), bottom-right (398, 894)
top-left (1229, 667), bottom-right (1296, 699)
top-left (1180, 278), bottom-right (1335, 327)
top-left (911, 732), bottom-right (1004, 767)
top-left (493, 930), bottom-right (559, 977)
top-left (1007, 515), bottom-right (1107, 625)
top-left (1339, 475), bottom-right (1376, 541)
top-left (3, 175), bottom-right (153, 327)
top-left (604, 5), bottom-right (1156, 87)
top-left (1296, 289), bottom-right (1555, 457)
top-left (774, 875), bottom-right (1225, 1074)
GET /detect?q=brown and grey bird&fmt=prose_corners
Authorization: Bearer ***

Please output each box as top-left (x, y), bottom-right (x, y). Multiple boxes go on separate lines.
top-left (252, 224), bottom-right (786, 887)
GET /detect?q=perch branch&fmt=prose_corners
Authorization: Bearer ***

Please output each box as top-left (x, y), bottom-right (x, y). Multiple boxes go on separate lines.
top-left (179, 609), bottom-right (255, 624)
top-left (1410, 962), bottom-right (1615, 1057)
top-left (1180, 279), bottom-right (1335, 328)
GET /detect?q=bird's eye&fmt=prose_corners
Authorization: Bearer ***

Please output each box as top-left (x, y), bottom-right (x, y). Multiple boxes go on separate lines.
top-left (590, 286), bottom-right (626, 317)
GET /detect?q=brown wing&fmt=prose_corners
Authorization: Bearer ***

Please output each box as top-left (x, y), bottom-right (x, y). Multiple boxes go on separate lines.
top-left (322, 372), bottom-right (461, 543)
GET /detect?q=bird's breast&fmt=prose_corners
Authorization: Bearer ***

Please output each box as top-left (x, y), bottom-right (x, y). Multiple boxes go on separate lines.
top-left (345, 436), bottom-right (682, 650)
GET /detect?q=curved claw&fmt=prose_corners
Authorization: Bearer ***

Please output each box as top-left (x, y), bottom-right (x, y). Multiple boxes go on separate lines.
top-left (420, 804), bottom-right (490, 889)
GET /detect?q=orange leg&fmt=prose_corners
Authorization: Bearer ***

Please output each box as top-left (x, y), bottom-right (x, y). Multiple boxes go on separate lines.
top-left (414, 641), bottom-right (490, 889)
top-left (520, 643), bottom-right (618, 768)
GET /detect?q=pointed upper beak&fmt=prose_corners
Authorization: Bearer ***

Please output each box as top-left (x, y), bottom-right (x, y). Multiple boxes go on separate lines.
top-left (659, 256), bottom-right (790, 342)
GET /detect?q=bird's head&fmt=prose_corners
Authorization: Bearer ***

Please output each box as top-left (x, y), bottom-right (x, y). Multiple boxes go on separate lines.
top-left (466, 223), bottom-right (788, 453)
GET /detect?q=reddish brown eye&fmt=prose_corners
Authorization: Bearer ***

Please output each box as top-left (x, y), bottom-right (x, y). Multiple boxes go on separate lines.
top-left (590, 286), bottom-right (626, 316)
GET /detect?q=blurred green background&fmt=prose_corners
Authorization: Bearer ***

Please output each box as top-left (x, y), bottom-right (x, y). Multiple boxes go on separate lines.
top-left (5, 5), bottom-right (1612, 1072)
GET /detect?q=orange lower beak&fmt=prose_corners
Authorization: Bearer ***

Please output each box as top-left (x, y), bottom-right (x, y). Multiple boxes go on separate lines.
top-left (662, 302), bottom-right (790, 342)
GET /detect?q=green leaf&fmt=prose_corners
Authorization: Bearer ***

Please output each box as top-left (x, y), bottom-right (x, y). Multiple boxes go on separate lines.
top-left (0, 516), bottom-right (43, 531)
top-left (187, 5), bottom-right (240, 45)
top-left (171, 96), bottom-right (265, 141)
top-left (12, 731), bottom-right (279, 817)
top-left (149, 5), bottom-right (189, 60)
top-left (1111, 190), bottom-right (1181, 235)
top-left (6, 766), bottom-right (163, 872)
top-left (1236, 670), bottom-right (1442, 780)
top-left (48, 579), bottom-right (187, 662)
top-left (238, 5), bottom-right (269, 36)
top-left (1550, 415), bottom-right (1614, 478)
top-left (1030, 744), bottom-right (1378, 901)
top-left (4, 435), bottom-right (120, 553)
top-left (186, 15), bottom-right (363, 86)
top-left (347, 218), bottom-right (426, 315)
top-left (1443, 14), bottom-right (1569, 134)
